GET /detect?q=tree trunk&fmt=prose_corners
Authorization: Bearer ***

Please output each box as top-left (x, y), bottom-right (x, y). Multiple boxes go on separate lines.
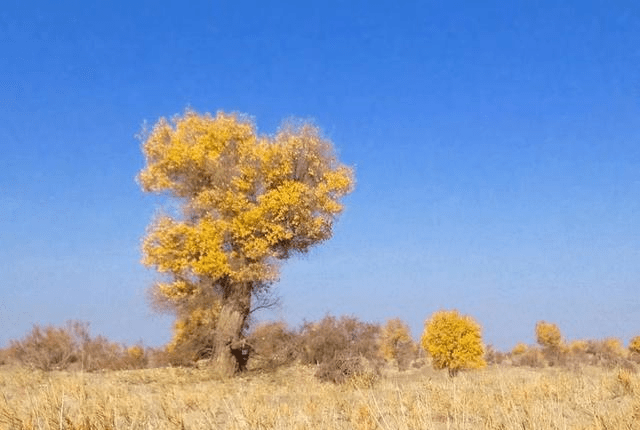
top-left (213, 282), bottom-right (252, 376)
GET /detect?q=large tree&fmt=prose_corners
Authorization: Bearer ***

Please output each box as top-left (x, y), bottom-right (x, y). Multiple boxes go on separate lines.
top-left (138, 110), bottom-right (354, 374)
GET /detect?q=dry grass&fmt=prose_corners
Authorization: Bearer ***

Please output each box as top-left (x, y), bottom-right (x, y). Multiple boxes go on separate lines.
top-left (1, 363), bottom-right (640, 429)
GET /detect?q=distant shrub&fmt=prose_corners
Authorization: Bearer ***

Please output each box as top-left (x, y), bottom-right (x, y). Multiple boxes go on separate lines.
top-left (485, 345), bottom-right (506, 365)
top-left (299, 315), bottom-right (380, 366)
top-left (513, 347), bottom-right (545, 368)
top-left (298, 315), bottom-right (381, 384)
top-left (575, 338), bottom-right (632, 369)
top-left (378, 318), bottom-right (417, 370)
top-left (421, 310), bottom-right (486, 376)
top-left (247, 321), bottom-right (299, 371)
top-left (629, 336), bottom-right (640, 355)
top-left (511, 343), bottom-right (527, 356)
top-left (9, 322), bottom-right (79, 370)
top-left (315, 354), bottom-right (379, 387)
top-left (535, 321), bottom-right (563, 349)
top-left (143, 346), bottom-right (173, 368)
top-left (603, 337), bottom-right (626, 358)
top-left (569, 340), bottom-right (589, 355)
top-left (122, 344), bottom-right (148, 369)
top-left (8, 320), bottom-right (149, 371)
top-left (534, 321), bottom-right (566, 366)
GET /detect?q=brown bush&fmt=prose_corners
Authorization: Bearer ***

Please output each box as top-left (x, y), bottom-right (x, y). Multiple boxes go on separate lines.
top-left (485, 345), bottom-right (506, 365)
top-left (297, 315), bottom-right (381, 384)
top-left (511, 347), bottom-right (545, 368)
top-left (0, 347), bottom-right (10, 366)
top-left (583, 338), bottom-right (632, 369)
top-left (298, 315), bottom-right (381, 366)
top-left (314, 353), bottom-right (380, 386)
top-left (247, 321), bottom-right (299, 371)
top-left (9, 322), bottom-right (79, 370)
top-left (8, 320), bottom-right (149, 371)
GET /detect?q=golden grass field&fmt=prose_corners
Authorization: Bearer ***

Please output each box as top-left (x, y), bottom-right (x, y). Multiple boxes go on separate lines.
top-left (1, 363), bottom-right (639, 430)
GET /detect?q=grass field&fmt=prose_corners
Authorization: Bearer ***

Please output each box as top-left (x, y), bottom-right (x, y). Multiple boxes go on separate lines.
top-left (1, 363), bottom-right (639, 429)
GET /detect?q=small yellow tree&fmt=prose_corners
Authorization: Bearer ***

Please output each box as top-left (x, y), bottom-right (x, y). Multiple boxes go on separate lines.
top-left (379, 318), bottom-right (416, 370)
top-left (421, 310), bottom-right (486, 376)
top-left (629, 336), bottom-right (640, 355)
top-left (535, 321), bottom-right (563, 349)
top-left (511, 342), bottom-right (527, 355)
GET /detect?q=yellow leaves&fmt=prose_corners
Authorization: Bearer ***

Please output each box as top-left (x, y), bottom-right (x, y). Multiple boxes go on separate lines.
top-left (137, 110), bottom-right (257, 197)
top-left (421, 310), bottom-right (486, 376)
top-left (142, 216), bottom-right (230, 278)
top-left (535, 321), bottom-right (563, 349)
top-left (511, 342), bottom-right (528, 355)
top-left (167, 302), bottom-right (222, 353)
top-left (139, 108), bottom-right (354, 304)
top-left (157, 280), bottom-right (197, 301)
top-left (379, 318), bottom-right (415, 363)
top-left (629, 336), bottom-right (640, 354)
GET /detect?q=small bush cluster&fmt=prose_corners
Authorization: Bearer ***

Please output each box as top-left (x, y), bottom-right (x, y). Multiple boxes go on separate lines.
top-left (243, 315), bottom-right (385, 384)
top-left (6, 314), bottom-right (640, 380)
top-left (507, 321), bottom-right (638, 370)
top-left (6, 321), bottom-right (148, 371)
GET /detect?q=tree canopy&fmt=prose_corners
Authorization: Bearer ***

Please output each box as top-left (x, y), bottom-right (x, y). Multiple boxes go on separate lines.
top-left (138, 110), bottom-right (354, 373)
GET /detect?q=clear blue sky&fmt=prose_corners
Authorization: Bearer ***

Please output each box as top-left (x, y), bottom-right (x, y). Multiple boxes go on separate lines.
top-left (1, 1), bottom-right (639, 350)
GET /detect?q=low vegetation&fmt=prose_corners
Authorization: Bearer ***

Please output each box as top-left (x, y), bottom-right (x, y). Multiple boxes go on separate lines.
top-left (2, 364), bottom-right (640, 429)
top-left (3, 315), bottom-right (640, 428)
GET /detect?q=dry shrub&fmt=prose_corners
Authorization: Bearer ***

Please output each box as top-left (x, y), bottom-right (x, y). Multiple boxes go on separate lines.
top-left (569, 340), bottom-right (589, 355)
top-left (299, 315), bottom-right (380, 365)
top-left (248, 321), bottom-right (299, 371)
top-left (9, 322), bottom-right (79, 370)
top-left (585, 338), bottom-right (632, 369)
top-left (315, 354), bottom-right (380, 386)
top-left (8, 320), bottom-right (149, 371)
top-left (512, 346), bottom-right (545, 368)
top-left (485, 344), bottom-right (506, 365)
top-left (511, 343), bottom-right (527, 356)
top-left (421, 310), bottom-right (486, 376)
top-left (378, 318), bottom-right (417, 370)
top-left (298, 315), bottom-right (381, 384)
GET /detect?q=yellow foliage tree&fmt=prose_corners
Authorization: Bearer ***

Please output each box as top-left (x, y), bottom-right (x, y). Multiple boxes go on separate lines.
top-left (629, 336), bottom-right (640, 355)
top-left (535, 321), bottom-right (563, 349)
top-left (511, 342), bottom-right (527, 355)
top-left (379, 318), bottom-right (416, 370)
top-left (421, 310), bottom-right (486, 376)
top-left (602, 337), bottom-right (626, 358)
top-left (138, 110), bottom-right (354, 374)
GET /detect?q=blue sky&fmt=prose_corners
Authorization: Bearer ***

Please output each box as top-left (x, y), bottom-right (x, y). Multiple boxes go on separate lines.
top-left (1, 1), bottom-right (639, 350)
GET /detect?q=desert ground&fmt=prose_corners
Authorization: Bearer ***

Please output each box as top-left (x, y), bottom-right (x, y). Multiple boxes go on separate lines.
top-left (1, 363), bottom-right (639, 430)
